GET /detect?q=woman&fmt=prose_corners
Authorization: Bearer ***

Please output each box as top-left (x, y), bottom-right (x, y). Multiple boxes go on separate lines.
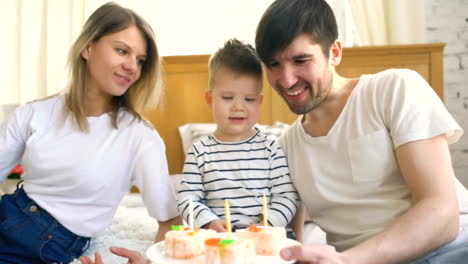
top-left (0, 3), bottom-right (180, 263)
top-left (80, 248), bottom-right (146, 264)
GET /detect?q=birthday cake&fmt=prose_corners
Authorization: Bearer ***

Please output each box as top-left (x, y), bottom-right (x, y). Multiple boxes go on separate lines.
top-left (205, 237), bottom-right (255, 264)
top-left (235, 225), bottom-right (287, 256)
top-left (164, 226), bottom-right (217, 259)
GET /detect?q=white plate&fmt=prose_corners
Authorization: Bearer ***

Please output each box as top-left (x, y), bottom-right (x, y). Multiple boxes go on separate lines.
top-left (146, 239), bottom-right (299, 264)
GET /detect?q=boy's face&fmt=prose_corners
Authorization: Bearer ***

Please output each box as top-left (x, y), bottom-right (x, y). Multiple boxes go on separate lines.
top-left (206, 68), bottom-right (263, 142)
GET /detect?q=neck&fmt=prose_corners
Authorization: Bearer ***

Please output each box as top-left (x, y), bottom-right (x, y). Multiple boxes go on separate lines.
top-left (84, 93), bottom-right (112, 117)
top-left (302, 75), bottom-right (359, 137)
top-left (213, 128), bottom-right (257, 142)
top-left (308, 74), bottom-right (356, 118)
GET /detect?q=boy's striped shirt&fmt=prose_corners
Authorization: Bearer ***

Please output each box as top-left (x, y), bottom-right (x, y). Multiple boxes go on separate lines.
top-left (177, 130), bottom-right (298, 228)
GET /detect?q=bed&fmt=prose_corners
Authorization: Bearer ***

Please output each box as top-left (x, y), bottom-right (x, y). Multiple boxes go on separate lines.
top-left (73, 43), bottom-right (445, 263)
top-left (144, 43), bottom-right (445, 176)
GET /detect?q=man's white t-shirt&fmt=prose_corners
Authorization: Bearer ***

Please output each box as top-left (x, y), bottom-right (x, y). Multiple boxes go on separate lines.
top-left (0, 95), bottom-right (179, 237)
top-left (279, 69), bottom-right (466, 251)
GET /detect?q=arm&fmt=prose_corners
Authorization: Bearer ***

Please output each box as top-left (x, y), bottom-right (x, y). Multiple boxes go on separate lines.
top-left (203, 219), bottom-right (228, 232)
top-left (342, 134), bottom-right (459, 263)
top-left (0, 104), bottom-right (31, 181)
top-left (287, 203), bottom-right (305, 243)
top-left (177, 146), bottom-right (219, 228)
top-left (267, 143), bottom-right (299, 227)
top-left (156, 216), bottom-right (183, 242)
top-left (281, 134), bottom-right (459, 264)
top-left (133, 132), bottom-right (182, 243)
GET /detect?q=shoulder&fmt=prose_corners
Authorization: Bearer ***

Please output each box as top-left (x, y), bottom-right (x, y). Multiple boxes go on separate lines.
top-left (119, 111), bottom-right (164, 146)
top-left (259, 134), bottom-right (288, 162)
top-left (358, 69), bottom-right (432, 101)
top-left (256, 131), bottom-right (283, 150)
top-left (362, 69), bottom-right (427, 91)
top-left (23, 94), bottom-right (64, 112)
top-left (189, 134), bottom-right (216, 155)
top-left (13, 94), bottom-right (64, 123)
top-left (366, 68), bottom-right (420, 80)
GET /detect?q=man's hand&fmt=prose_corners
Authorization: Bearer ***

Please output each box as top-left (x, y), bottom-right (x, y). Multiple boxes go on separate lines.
top-left (79, 247), bottom-right (148, 264)
top-left (205, 219), bottom-right (228, 232)
top-left (280, 244), bottom-right (346, 264)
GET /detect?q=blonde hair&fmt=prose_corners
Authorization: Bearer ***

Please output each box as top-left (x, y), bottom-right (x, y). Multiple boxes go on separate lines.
top-left (208, 38), bottom-right (263, 92)
top-left (65, 2), bottom-right (162, 131)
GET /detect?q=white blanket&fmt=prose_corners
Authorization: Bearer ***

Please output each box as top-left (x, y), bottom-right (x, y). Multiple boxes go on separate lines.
top-left (70, 194), bottom-right (158, 263)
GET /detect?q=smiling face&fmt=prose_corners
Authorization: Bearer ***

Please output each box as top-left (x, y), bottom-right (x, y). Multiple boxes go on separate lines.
top-left (82, 24), bottom-right (147, 103)
top-left (265, 34), bottom-right (339, 115)
top-left (206, 68), bottom-right (263, 142)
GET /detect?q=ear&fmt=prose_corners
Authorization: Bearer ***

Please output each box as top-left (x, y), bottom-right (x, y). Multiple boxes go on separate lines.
top-left (81, 45), bottom-right (91, 60)
top-left (329, 40), bottom-right (342, 67)
top-left (205, 91), bottom-right (212, 105)
top-left (259, 94), bottom-right (264, 104)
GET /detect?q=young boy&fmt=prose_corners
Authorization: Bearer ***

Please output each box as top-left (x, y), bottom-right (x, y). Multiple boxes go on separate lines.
top-left (177, 39), bottom-right (299, 235)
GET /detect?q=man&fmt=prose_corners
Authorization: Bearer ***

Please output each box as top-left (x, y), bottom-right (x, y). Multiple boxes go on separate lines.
top-left (255, 0), bottom-right (468, 263)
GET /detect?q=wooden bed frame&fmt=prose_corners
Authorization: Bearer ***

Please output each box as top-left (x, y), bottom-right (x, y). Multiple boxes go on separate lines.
top-left (143, 43), bottom-right (445, 175)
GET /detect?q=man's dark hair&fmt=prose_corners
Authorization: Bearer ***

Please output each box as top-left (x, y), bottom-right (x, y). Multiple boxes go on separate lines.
top-left (255, 0), bottom-right (338, 63)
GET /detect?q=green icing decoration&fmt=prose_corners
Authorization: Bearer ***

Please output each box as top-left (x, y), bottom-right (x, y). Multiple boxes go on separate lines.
top-left (171, 225), bottom-right (184, 231)
top-left (220, 239), bottom-right (235, 245)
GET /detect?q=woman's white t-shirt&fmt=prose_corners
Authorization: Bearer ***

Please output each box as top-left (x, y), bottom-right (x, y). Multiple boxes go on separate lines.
top-left (0, 94), bottom-right (178, 237)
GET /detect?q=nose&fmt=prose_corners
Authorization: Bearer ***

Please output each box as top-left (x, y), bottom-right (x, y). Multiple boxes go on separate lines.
top-left (123, 57), bottom-right (139, 74)
top-left (276, 65), bottom-right (298, 89)
top-left (231, 98), bottom-right (245, 111)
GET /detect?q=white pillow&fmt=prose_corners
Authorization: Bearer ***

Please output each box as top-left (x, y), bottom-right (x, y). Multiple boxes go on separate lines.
top-left (178, 123), bottom-right (217, 155)
top-left (178, 122), bottom-right (290, 156)
top-left (256, 121), bottom-right (290, 140)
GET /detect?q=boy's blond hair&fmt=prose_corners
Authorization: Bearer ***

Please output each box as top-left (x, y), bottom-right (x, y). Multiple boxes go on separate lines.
top-left (208, 38), bottom-right (263, 92)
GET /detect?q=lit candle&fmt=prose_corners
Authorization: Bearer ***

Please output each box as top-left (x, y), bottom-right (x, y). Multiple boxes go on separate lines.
top-left (189, 198), bottom-right (194, 232)
top-left (225, 199), bottom-right (231, 239)
top-left (262, 193), bottom-right (268, 227)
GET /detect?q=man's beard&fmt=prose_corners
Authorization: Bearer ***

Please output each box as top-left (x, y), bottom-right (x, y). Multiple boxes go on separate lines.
top-left (280, 85), bottom-right (328, 115)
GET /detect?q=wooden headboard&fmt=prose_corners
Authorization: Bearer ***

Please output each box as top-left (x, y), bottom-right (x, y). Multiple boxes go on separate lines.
top-left (143, 43), bottom-right (445, 175)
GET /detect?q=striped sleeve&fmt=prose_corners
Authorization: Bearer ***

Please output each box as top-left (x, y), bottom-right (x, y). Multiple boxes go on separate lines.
top-left (176, 142), bottom-right (219, 228)
top-left (266, 140), bottom-right (299, 227)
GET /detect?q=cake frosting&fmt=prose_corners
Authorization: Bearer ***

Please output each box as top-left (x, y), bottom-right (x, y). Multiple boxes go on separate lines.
top-left (205, 237), bottom-right (255, 264)
top-left (235, 225), bottom-right (287, 255)
top-left (164, 227), bottom-right (217, 259)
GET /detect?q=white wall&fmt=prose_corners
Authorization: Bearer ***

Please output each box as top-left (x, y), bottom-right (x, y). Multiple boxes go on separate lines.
top-left (0, 0), bottom-right (275, 108)
top-left (107, 0), bottom-right (275, 56)
top-left (0, 0), bottom-right (357, 109)
top-left (100, 0), bottom-right (353, 56)
top-left (425, 0), bottom-right (468, 186)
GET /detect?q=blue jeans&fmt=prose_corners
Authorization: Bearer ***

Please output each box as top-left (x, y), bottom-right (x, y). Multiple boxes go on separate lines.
top-left (411, 218), bottom-right (468, 264)
top-left (0, 187), bottom-right (90, 264)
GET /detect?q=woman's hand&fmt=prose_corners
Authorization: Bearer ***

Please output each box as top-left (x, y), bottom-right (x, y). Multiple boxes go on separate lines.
top-left (156, 216), bottom-right (183, 242)
top-left (79, 247), bottom-right (148, 264)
